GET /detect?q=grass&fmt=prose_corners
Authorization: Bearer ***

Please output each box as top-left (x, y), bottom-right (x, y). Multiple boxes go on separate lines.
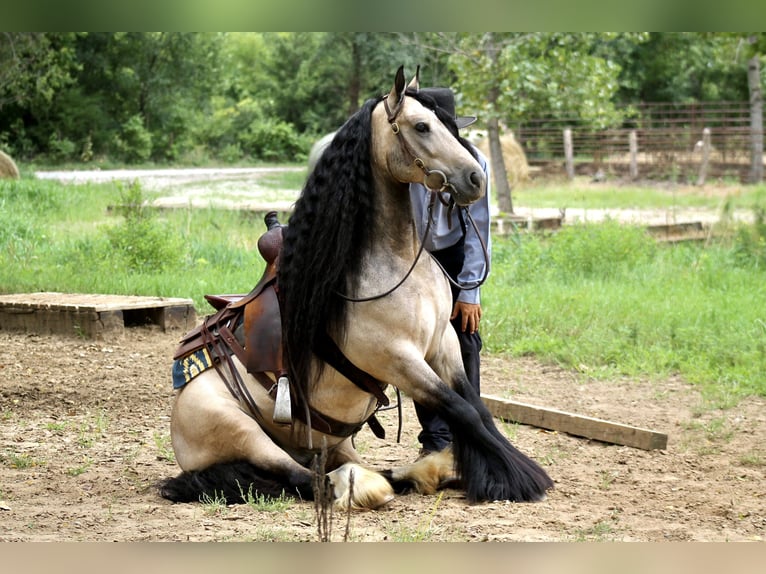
top-left (238, 483), bottom-right (294, 511)
top-left (385, 492), bottom-right (444, 542)
top-left (2, 451), bottom-right (44, 469)
top-left (200, 491), bottom-right (229, 516)
top-left (153, 432), bottom-right (176, 463)
top-left (2, 173), bottom-right (765, 407)
top-left (484, 217), bottom-right (766, 406)
top-left (514, 179), bottom-right (766, 211)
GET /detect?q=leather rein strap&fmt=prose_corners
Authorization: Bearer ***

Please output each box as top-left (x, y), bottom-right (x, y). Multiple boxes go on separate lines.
top-left (338, 94), bottom-right (490, 303)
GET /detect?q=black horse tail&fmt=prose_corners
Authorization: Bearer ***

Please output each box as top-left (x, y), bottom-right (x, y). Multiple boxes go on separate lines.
top-left (159, 461), bottom-right (314, 504)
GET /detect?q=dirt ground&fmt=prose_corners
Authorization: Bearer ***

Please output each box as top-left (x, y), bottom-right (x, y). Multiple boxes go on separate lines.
top-left (1, 324), bottom-right (764, 542)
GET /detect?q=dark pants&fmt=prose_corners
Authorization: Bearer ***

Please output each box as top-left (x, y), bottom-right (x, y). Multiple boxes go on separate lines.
top-left (414, 238), bottom-right (483, 453)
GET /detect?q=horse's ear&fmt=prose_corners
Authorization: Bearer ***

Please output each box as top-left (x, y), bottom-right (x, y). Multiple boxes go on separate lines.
top-left (388, 65), bottom-right (406, 108)
top-left (407, 65), bottom-right (420, 92)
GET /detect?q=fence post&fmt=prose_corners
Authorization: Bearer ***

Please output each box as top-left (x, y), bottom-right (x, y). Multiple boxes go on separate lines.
top-left (563, 128), bottom-right (574, 180)
top-left (629, 130), bottom-right (638, 180)
top-left (696, 127), bottom-right (711, 186)
top-left (748, 54), bottom-right (764, 183)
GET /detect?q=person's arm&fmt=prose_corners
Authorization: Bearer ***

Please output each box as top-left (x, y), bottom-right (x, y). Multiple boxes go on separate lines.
top-left (453, 151), bottom-right (491, 333)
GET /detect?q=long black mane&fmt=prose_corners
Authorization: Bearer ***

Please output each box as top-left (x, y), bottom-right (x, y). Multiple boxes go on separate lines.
top-left (278, 96), bottom-right (382, 399)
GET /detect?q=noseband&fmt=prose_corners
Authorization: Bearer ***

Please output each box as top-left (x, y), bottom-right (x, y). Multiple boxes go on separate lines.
top-left (383, 94), bottom-right (450, 193)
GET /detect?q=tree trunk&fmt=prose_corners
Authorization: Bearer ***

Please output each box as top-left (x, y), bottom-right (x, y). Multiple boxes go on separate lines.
top-left (748, 54), bottom-right (764, 184)
top-left (488, 116), bottom-right (513, 214)
top-left (485, 40), bottom-right (514, 214)
top-left (347, 39), bottom-right (362, 117)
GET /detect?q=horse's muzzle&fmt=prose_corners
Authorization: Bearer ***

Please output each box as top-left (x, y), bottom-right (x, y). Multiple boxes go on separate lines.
top-left (450, 169), bottom-right (486, 206)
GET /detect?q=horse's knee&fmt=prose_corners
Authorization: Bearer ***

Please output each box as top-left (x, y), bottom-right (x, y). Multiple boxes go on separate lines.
top-left (327, 463), bottom-right (394, 510)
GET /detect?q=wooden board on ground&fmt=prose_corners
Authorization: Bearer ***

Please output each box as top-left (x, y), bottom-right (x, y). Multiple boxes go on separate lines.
top-left (482, 393), bottom-right (668, 451)
top-left (0, 292), bottom-right (196, 339)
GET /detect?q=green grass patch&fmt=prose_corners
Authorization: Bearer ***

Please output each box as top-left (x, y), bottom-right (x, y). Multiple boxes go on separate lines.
top-left (514, 182), bottom-right (766, 212)
top-left (484, 218), bottom-right (766, 404)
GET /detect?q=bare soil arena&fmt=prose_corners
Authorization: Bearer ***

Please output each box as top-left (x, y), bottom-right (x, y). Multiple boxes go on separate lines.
top-left (1, 324), bottom-right (764, 542)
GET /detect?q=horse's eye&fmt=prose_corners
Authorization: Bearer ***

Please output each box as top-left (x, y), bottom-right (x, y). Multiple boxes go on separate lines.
top-left (414, 122), bottom-right (429, 133)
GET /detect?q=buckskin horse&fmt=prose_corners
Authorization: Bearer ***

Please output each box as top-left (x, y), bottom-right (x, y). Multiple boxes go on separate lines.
top-left (159, 66), bottom-right (553, 509)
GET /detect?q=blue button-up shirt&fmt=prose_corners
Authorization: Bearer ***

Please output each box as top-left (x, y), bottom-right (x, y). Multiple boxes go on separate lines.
top-left (409, 148), bottom-right (491, 305)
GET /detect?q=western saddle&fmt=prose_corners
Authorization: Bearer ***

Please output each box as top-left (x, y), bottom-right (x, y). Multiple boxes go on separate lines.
top-left (173, 212), bottom-right (390, 440)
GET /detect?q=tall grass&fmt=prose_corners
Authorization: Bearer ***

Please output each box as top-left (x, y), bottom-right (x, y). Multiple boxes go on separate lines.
top-left (484, 219), bottom-right (766, 404)
top-left (0, 177), bottom-right (268, 310)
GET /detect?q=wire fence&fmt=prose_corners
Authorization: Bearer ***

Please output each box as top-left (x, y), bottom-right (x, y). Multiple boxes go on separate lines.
top-left (514, 101), bottom-right (764, 183)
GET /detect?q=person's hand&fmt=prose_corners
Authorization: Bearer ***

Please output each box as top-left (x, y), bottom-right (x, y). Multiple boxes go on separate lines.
top-left (451, 302), bottom-right (482, 334)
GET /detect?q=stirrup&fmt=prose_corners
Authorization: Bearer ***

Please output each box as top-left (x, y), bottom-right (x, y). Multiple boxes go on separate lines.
top-left (272, 375), bottom-right (292, 424)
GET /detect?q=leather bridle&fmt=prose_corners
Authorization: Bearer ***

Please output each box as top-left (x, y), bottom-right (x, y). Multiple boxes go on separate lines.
top-left (338, 93), bottom-right (490, 303)
top-left (383, 93), bottom-right (451, 194)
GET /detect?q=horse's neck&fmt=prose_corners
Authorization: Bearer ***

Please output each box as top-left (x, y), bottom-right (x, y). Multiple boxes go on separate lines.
top-left (371, 177), bottom-right (419, 259)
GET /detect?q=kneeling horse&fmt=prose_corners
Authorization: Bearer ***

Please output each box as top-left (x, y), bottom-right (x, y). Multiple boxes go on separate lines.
top-left (159, 66), bottom-right (554, 509)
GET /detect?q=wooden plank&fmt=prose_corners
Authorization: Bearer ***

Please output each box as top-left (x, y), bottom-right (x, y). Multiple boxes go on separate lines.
top-left (482, 394), bottom-right (668, 451)
top-left (0, 293), bottom-right (196, 338)
top-left (0, 292), bottom-right (193, 312)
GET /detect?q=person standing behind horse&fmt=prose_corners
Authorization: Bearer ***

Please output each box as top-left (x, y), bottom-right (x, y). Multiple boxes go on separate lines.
top-left (408, 87), bottom-right (491, 459)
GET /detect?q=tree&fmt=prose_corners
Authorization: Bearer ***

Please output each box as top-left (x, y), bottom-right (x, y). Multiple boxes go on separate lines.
top-left (738, 34), bottom-right (765, 183)
top-left (444, 33), bottom-right (632, 213)
top-left (614, 33), bottom-right (748, 103)
top-left (0, 33), bottom-right (79, 111)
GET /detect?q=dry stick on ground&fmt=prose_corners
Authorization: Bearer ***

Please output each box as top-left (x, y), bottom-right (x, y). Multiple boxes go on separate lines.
top-left (311, 443), bottom-right (333, 542)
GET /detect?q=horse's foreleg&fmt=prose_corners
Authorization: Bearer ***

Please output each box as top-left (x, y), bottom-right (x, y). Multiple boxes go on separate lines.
top-left (424, 374), bottom-right (553, 502)
top-left (383, 448), bottom-right (459, 494)
top-left (322, 437), bottom-right (395, 510)
top-left (383, 353), bottom-right (553, 503)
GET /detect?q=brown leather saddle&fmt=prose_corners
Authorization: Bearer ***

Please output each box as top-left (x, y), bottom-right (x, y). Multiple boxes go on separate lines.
top-left (173, 212), bottom-right (388, 439)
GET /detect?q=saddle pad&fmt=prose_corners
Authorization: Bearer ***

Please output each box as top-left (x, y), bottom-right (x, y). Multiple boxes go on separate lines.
top-left (172, 348), bottom-right (214, 389)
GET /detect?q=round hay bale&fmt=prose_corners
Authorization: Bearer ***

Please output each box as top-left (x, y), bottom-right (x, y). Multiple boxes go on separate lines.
top-left (0, 149), bottom-right (20, 179)
top-left (471, 131), bottom-right (529, 187)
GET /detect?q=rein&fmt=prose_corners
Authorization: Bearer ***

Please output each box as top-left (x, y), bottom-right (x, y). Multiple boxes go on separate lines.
top-left (338, 94), bottom-right (490, 303)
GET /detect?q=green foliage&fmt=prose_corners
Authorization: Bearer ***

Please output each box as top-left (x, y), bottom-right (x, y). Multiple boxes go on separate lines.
top-left (105, 181), bottom-right (182, 271)
top-left (238, 119), bottom-right (306, 161)
top-left (485, 225), bottom-right (766, 404)
top-left (0, 32), bottom-right (761, 165)
top-left (731, 206), bottom-right (766, 269)
top-left (112, 115), bottom-right (153, 163)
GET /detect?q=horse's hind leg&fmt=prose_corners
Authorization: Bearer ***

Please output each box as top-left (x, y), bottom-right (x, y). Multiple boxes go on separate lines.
top-left (162, 374), bottom-right (315, 503)
top-left (163, 374), bottom-right (393, 509)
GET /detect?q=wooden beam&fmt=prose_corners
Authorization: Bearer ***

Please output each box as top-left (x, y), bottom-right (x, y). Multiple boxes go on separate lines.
top-left (482, 394), bottom-right (668, 451)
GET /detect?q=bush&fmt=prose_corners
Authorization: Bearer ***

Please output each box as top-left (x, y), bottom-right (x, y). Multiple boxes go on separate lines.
top-left (238, 119), bottom-right (304, 161)
top-left (105, 181), bottom-right (183, 271)
top-left (113, 115), bottom-right (153, 163)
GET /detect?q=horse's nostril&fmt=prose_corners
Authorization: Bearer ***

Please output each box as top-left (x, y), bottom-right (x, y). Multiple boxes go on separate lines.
top-left (470, 172), bottom-right (481, 187)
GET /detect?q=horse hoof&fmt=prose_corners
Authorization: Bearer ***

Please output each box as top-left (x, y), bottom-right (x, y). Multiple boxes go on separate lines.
top-left (328, 463), bottom-right (394, 510)
top-left (385, 448), bottom-right (457, 495)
